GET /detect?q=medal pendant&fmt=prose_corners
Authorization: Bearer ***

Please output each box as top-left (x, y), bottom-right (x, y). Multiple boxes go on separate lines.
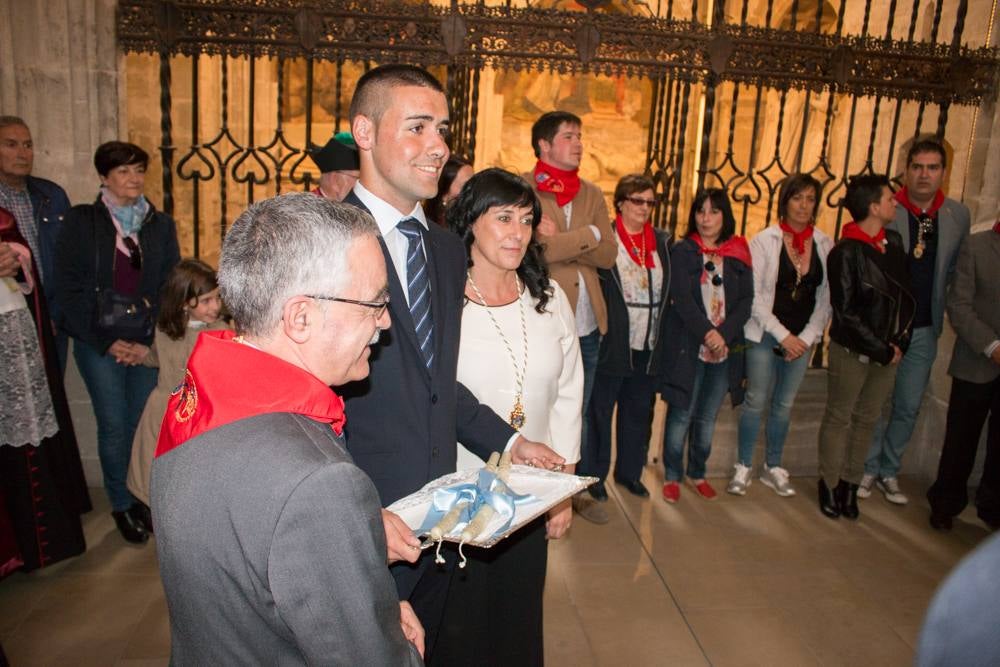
top-left (509, 399), bottom-right (526, 429)
top-left (914, 243), bottom-right (924, 259)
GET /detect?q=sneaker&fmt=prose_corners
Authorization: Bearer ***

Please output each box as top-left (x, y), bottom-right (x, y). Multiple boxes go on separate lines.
top-left (662, 481), bottom-right (681, 504)
top-left (857, 473), bottom-right (875, 499)
top-left (689, 479), bottom-right (717, 500)
top-left (760, 464), bottom-right (796, 497)
top-left (572, 494), bottom-right (609, 524)
top-left (876, 477), bottom-right (909, 505)
top-left (727, 463), bottom-right (752, 496)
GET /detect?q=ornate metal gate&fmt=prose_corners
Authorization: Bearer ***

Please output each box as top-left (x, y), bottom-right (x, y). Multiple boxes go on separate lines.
top-left (117, 0), bottom-right (998, 260)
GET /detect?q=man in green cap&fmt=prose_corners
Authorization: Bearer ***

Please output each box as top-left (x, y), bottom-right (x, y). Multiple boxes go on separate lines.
top-left (309, 131), bottom-right (360, 202)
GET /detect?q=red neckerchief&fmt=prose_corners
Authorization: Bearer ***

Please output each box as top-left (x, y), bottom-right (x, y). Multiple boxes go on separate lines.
top-left (533, 160), bottom-right (581, 207)
top-left (778, 220), bottom-right (814, 255)
top-left (615, 215), bottom-right (656, 268)
top-left (311, 186), bottom-right (324, 197)
top-left (689, 233), bottom-right (752, 266)
top-left (895, 187), bottom-right (944, 218)
top-left (993, 220), bottom-right (1000, 235)
top-left (840, 222), bottom-right (887, 253)
top-left (155, 330), bottom-right (346, 458)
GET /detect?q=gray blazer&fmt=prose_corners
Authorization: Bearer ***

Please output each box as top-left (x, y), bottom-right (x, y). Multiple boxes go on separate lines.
top-left (946, 231), bottom-right (1000, 385)
top-left (151, 413), bottom-right (422, 666)
top-left (887, 197), bottom-right (970, 336)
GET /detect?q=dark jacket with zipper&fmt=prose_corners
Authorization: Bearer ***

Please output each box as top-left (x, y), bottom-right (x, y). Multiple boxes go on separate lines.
top-left (827, 230), bottom-right (915, 366)
top-left (596, 228), bottom-right (672, 377)
top-left (56, 195), bottom-right (180, 352)
top-left (660, 237), bottom-right (754, 411)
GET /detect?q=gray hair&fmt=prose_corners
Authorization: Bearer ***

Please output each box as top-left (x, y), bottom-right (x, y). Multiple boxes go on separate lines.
top-left (219, 192), bottom-right (380, 337)
top-left (0, 116), bottom-right (29, 132)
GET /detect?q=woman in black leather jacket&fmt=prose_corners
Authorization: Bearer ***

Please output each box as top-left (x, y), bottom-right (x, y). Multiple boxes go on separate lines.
top-left (56, 141), bottom-right (180, 544)
top-left (817, 174), bottom-right (914, 521)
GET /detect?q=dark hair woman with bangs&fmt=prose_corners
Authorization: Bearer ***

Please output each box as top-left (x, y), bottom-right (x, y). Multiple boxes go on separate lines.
top-left (659, 188), bottom-right (754, 504)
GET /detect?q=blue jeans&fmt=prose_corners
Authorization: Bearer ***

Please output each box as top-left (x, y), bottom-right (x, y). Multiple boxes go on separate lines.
top-left (578, 329), bottom-right (601, 468)
top-left (73, 339), bottom-right (157, 511)
top-left (663, 359), bottom-right (730, 481)
top-left (865, 326), bottom-right (937, 478)
top-left (736, 334), bottom-right (812, 468)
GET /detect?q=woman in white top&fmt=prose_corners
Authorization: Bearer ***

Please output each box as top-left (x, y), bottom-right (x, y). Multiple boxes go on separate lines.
top-left (436, 167), bottom-right (583, 667)
top-left (728, 174), bottom-right (833, 498)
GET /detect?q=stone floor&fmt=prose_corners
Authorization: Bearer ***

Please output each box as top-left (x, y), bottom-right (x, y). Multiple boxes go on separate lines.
top-left (0, 473), bottom-right (992, 666)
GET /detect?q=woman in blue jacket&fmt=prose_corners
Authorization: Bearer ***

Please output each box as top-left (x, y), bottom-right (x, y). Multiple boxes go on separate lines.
top-left (660, 189), bottom-right (753, 503)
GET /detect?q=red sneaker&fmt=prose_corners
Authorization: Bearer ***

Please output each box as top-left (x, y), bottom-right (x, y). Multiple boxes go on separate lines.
top-left (662, 481), bottom-right (681, 504)
top-left (690, 479), bottom-right (717, 500)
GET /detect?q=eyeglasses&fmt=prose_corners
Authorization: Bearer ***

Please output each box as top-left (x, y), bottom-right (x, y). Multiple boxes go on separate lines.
top-left (704, 260), bottom-right (723, 286)
top-left (306, 294), bottom-right (390, 319)
top-left (122, 236), bottom-right (142, 270)
top-left (625, 196), bottom-right (658, 208)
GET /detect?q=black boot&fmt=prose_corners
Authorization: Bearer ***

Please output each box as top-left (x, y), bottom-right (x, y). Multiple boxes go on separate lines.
top-left (818, 479), bottom-right (840, 519)
top-left (112, 510), bottom-right (149, 544)
top-left (129, 502), bottom-right (154, 535)
top-left (836, 479), bottom-right (860, 520)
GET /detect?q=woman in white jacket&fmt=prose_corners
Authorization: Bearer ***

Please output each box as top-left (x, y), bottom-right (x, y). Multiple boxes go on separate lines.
top-left (728, 174), bottom-right (832, 497)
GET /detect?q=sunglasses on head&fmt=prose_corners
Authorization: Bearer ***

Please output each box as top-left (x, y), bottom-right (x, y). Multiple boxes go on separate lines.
top-left (704, 260), bottom-right (723, 286)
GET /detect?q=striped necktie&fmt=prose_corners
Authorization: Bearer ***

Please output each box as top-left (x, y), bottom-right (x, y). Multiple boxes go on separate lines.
top-left (397, 218), bottom-right (434, 369)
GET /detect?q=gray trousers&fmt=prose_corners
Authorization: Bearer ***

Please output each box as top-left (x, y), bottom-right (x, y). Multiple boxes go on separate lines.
top-left (818, 342), bottom-right (899, 487)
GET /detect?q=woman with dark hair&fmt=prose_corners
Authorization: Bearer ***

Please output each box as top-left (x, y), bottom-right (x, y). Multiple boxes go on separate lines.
top-left (660, 188), bottom-right (753, 503)
top-left (424, 154), bottom-right (473, 227)
top-left (728, 173), bottom-right (833, 497)
top-left (56, 141), bottom-right (180, 543)
top-left (436, 167), bottom-right (582, 666)
top-left (126, 258), bottom-right (226, 512)
top-left (580, 174), bottom-right (671, 509)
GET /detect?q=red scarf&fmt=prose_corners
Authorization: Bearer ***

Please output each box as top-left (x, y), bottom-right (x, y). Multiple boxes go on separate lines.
top-left (779, 220), bottom-right (814, 255)
top-left (993, 220), bottom-right (1000, 235)
top-left (895, 187), bottom-right (945, 217)
top-left (615, 215), bottom-right (656, 268)
top-left (840, 222), bottom-right (887, 253)
top-left (689, 233), bottom-right (752, 267)
top-left (533, 160), bottom-right (581, 207)
top-left (155, 330), bottom-right (346, 458)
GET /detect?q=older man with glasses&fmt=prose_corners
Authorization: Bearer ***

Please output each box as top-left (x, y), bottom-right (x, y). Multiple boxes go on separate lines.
top-left (150, 193), bottom-right (422, 666)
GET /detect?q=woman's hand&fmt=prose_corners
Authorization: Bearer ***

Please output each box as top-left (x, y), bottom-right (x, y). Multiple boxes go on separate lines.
top-left (703, 329), bottom-right (726, 354)
top-left (780, 334), bottom-right (809, 361)
top-left (108, 340), bottom-right (150, 365)
top-left (545, 498), bottom-right (573, 539)
top-left (890, 344), bottom-right (903, 365)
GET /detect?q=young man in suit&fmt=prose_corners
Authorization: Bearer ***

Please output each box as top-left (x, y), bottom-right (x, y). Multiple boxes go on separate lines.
top-left (523, 111), bottom-right (618, 522)
top-left (861, 139), bottom-right (970, 505)
top-left (341, 64), bottom-right (564, 658)
top-left (926, 222), bottom-right (1000, 530)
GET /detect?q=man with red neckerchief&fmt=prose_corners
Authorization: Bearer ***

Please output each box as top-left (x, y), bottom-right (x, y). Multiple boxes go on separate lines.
top-left (151, 194), bottom-right (423, 666)
top-left (861, 139), bottom-right (971, 507)
top-left (523, 111), bottom-right (616, 518)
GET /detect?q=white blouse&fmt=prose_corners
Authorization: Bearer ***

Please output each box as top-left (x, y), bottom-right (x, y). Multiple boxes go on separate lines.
top-left (456, 280), bottom-right (583, 470)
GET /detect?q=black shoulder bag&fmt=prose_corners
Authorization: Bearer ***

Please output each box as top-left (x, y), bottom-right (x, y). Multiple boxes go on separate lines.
top-left (93, 216), bottom-right (154, 341)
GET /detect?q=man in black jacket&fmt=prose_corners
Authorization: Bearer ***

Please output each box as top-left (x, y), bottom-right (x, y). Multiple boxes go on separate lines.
top-left (817, 175), bottom-right (914, 521)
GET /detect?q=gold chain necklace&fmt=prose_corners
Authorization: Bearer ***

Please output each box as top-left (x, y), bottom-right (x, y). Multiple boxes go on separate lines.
top-left (466, 271), bottom-right (528, 429)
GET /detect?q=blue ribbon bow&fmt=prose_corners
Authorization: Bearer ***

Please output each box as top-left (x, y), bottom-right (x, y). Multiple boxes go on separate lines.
top-left (418, 469), bottom-right (535, 541)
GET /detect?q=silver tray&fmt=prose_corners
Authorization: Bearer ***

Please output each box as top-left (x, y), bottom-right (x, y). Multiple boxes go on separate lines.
top-left (387, 465), bottom-right (598, 549)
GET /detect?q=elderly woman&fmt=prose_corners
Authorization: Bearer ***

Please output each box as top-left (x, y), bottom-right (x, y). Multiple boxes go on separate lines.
top-left (56, 141), bottom-right (179, 543)
top-left (660, 189), bottom-right (753, 503)
top-left (729, 174), bottom-right (833, 497)
top-left (437, 168), bottom-right (582, 666)
top-left (817, 175), bottom-right (913, 520)
top-left (580, 174), bottom-right (671, 506)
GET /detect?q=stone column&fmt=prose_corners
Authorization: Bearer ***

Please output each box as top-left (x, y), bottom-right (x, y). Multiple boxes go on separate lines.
top-left (0, 0), bottom-right (120, 487)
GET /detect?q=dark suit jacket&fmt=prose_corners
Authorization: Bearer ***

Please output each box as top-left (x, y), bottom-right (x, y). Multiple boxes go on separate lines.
top-left (340, 192), bottom-right (514, 598)
top-left (946, 230), bottom-right (1000, 384)
top-left (660, 238), bottom-right (754, 411)
top-left (151, 413), bottom-right (421, 666)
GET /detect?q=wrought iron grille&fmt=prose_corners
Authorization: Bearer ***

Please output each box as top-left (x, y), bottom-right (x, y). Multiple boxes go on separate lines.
top-left (116, 0), bottom-right (999, 260)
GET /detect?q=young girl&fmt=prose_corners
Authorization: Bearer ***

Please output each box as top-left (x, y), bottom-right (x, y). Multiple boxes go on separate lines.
top-left (126, 259), bottom-right (226, 520)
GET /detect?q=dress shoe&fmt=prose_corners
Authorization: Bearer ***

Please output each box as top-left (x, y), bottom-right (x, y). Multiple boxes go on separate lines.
top-left (572, 494), bottom-right (609, 525)
top-left (615, 477), bottom-right (650, 498)
top-left (929, 512), bottom-right (953, 531)
top-left (112, 510), bottom-right (149, 544)
top-left (588, 481), bottom-right (608, 502)
top-left (835, 479), bottom-right (860, 520)
top-left (129, 502), bottom-right (154, 535)
top-left (817, 479), bottom-right (840, 519)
